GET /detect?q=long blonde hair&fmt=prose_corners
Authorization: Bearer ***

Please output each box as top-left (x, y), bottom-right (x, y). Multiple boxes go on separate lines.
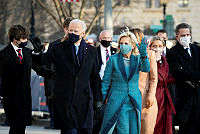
top-left (118, 28), bottom-right (139, 55)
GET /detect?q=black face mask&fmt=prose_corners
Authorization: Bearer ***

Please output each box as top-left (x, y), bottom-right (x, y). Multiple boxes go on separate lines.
top-left (101, 40), bottom-right (111, 48)
top-left (68, 33), bottom-right (80, 43)
top-left (19, 41), bottom-right (28, 48)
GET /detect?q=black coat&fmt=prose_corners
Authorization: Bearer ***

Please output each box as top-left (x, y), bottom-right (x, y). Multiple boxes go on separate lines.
top-left (36, 39), bottom-right (61, 97)
top-left (0, 44), bottom-right (38, 127)
top-left (33, 39), bottom-right (102, 130)
top-left (96, 45), bottom-right (117, 72)
top-left (166, 42), bottom-right (200, 124)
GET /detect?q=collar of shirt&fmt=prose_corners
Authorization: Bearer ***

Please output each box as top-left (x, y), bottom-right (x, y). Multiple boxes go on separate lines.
top-left (11, 42), bottom-right (23, 57)
top-left (183, 45), bottom-right (190, 50)
top-left (183, 46), bottom-right (191, 56)
top-left (100, 45), bottom-right (111, 55)
top-left (74, 43), bottom-right (80, 55)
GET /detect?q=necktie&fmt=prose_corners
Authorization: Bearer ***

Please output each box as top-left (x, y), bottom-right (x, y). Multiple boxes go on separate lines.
top-left (105, 48), bottom-right (109, 62)
top-left (185, 48), bottom-right (191, 57)
top-left (16, 49), bottom-right (23, 64)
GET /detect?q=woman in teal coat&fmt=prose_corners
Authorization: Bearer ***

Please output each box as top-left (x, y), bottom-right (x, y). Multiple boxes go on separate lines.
top-left (100, 30), bottom-right (150, 134)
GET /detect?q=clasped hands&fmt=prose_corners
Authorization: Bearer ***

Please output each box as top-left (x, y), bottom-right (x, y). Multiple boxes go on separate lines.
top-left (145, 93), bottom-right (154, 109)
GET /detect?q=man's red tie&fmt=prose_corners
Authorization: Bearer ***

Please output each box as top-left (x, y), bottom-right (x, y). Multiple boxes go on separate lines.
top-left (16, 49), bottom-right (23, 64)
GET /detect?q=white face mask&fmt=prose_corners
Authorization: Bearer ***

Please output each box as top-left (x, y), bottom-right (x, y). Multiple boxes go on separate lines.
top-left (152, 48), bottom-right (163, 61)
top-left (179, 36), bottom-right (191, 48)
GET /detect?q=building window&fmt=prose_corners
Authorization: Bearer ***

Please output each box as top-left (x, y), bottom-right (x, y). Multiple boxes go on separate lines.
top-left (124, 0), bottom-right (130, 6)
top-left (178, 0), bottom-right (189, 7)
top-left (154, 0), bottom-right (161, 8)
top-left (146, 0), bottom-right (152, 8)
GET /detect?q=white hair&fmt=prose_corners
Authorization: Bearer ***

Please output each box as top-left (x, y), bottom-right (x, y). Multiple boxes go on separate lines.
top-left (69, 19), bottom-right (87, 32)
top-left (99, 30), bottom-right (111, 36)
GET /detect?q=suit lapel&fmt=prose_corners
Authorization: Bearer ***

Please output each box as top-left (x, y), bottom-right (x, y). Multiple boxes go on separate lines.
top-left (64, 42), bottom-right (77, 67)
top-left (190, 44), bottom-right (199, 70)
top-left (176, 43), bottom-right (193, 64)
top-left (22, 47), bottom-right (30, 67)
top-left (97, 46), bottom-right (102, 66)
top-left (117, 53), bottom-right (128, 82)
top-left (128, 55), bottom-right (138, 81)
top-left (75, 40), bottom-right (88, 74)
top-left (7, 43), bottom-right (21, 64)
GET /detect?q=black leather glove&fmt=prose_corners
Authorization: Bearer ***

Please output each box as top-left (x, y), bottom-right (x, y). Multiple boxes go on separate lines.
top-left (95, 101), bottom-right (104, 110)
top-left (30, 37), bottom-right (43, 53)
top-left (94, 101), bottom-right (105, 119)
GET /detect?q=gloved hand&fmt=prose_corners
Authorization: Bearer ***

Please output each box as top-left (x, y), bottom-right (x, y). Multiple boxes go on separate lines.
top-left (29, 37), bottom-right (43, 53)
top-left (136, 37), bottom-right (148, 57)
top-left (95, 101), bottom-right (104, 111)
top-left (94, 101), bottom-right (105, 119)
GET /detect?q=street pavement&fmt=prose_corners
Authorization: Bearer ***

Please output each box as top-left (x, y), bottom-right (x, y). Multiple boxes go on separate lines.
top-left (0, 126), bottom-right (60, 134)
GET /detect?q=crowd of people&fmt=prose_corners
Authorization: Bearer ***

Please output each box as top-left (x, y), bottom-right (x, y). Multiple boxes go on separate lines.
top-left (0, 17), bottom-right (200, 134)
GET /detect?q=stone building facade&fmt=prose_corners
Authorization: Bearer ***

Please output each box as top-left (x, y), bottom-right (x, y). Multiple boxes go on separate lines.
top-left (0, 0), bottom-right (199, 45)
top-left (112, 0), bottom-right (200, 41)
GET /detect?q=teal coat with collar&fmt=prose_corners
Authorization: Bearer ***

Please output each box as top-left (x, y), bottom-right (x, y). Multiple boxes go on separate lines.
top-left (100, 52), bottom-right (150, 134)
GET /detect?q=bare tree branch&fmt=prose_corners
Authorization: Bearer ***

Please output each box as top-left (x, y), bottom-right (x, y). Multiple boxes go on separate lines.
top-left (36, 0), bottom-right (62, 28)
top-left (79, 0), bottom-right (87, 19)
top-left (53, 0), bottom-right (63, 24)
top-left (85, 3), bottom-right (104, 38)
top-left (68, 3), bottom-right (73, 17)
top-left (112, 1), bottom-right (120, 9)
top-left (59, 0), bottom-right (69, 18)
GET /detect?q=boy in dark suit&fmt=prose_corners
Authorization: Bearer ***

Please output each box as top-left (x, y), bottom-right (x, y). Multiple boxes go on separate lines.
top-left (0, 25), bottom-right (40, 134)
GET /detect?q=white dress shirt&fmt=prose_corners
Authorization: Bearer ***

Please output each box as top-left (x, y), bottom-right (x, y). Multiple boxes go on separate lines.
top-left (11, 42), bottom-right (23, 58)
top-left (99, 45), bottom-right (111, 79)
top-left (74, 43), bottom-right (80, 55)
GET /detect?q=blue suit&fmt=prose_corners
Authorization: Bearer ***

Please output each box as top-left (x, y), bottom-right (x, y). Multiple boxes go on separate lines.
top-left (100, 53), bottom-right (150, 134)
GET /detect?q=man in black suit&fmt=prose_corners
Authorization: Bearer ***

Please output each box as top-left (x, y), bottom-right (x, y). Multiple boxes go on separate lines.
top-left (0, 25), bottom-right (40, 134)
top-left (92, 30), bottom-right (116, 134)
top-left (96, 30), bottom-right (117, 79)
top-left (167, 23), bottom-right (200, 134)
top-left (32, 19), bottom-right (102, 134)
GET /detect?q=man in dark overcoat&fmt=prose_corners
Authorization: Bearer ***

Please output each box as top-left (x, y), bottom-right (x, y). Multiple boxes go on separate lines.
top-left (166, 23), bottom-right (200, 134)
top-left (93, 30), bottom-right (116, 134)
top-left (32, 19), bottom-right (102, 134)
top-left (0, 25), bottom-right (40, 134)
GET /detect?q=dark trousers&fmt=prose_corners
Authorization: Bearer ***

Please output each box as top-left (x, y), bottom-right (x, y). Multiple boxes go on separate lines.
top-left (48, 103), bottom-right (54, 127)
top-left (61, 128), bottom-right (92, 134)
top-left (178, 102), bottom-right (200, 134)
top-left (9, 125), bottom-right (26, 134)
top-left (92, 119), bottom-right (102, 134)
top-left (179, 123), bottom-right (200, 134)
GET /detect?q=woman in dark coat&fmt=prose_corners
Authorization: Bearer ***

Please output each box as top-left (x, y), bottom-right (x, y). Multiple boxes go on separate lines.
top-left (149, 36), bottom-right (176, 134)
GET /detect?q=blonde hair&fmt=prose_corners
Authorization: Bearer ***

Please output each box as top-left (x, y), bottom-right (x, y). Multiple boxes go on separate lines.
top-left (118, 29), bottom-right (139, 55)
top-left (150, 36), bottom-right (165, 47)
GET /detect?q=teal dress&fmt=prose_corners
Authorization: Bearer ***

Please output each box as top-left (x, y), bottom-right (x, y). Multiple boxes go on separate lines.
top-left (100, 53), bottom-right (150, 134)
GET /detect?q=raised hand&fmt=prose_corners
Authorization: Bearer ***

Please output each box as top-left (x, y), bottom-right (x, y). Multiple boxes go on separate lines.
top-left (30, 37), bottom-right (43, 53)
top-left (136, 37), bottom-right (148, 57)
